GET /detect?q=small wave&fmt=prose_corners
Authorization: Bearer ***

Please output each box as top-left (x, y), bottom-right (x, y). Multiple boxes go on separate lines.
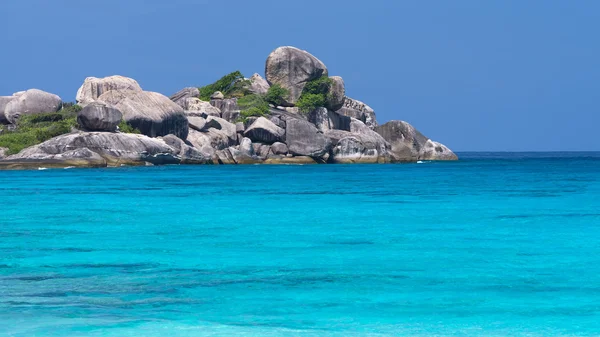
top-left (37, 167), bottom-right (48, 170)
top-left (64, 166), bottom-right (75, 169)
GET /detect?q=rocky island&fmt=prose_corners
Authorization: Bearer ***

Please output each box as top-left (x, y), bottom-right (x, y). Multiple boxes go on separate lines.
top-left (0, 46), bottom-right (456, 169)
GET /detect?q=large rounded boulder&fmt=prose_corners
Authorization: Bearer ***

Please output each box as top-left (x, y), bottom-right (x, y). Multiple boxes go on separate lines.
top-left (375, 120), bottom-right (457, 161)
top-left (97, 90), bottom-right (188, 139)
top-left (419, 140), bottom-right (458, 161)
top-left (4, 89), bottom-right (62, 124)
top-left (265, 46), bottom-right (328, 106)
top-left (77, 102), bottom-right (122, 132)
top-left (76, 75), bottom-right (142, 106)
top-left (0, 96), bottom-right (16, 124)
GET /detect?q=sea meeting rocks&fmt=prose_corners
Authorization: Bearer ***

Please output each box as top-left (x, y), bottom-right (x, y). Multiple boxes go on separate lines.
top-left (0, 46), bottom-right (457, 169)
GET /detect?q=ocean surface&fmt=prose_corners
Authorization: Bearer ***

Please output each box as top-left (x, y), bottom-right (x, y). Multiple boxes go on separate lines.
top-left (2, 152), bottom-right (600, 336)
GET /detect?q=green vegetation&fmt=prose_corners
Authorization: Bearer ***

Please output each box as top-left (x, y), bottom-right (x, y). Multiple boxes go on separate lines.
top-left (117, 120), bottom-right (141, 134)
top-left (237, 94), bottom-right (269, 122)
top-left (296, 93), bottom-right (327, 114)
top-left (198, 71), bottom-right (251, 100)
top-left (0, 103), bottom-right (143, 155)
top-left (264, 84), bottom-right (290, 107)
top-left (0, 104), bottom-right (82, 155)
top-left (296, 76), bottom-right (333, 113)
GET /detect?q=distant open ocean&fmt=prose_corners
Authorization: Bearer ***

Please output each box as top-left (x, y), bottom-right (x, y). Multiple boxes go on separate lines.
top-left (2, 152), bottom-right (600, 336)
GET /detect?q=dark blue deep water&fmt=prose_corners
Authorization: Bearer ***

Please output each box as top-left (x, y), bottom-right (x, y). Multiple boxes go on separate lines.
top-left (2, 152), bottom-right (600, 336)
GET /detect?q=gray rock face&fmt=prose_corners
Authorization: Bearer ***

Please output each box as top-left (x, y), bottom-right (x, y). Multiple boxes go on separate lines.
top-left (1, 132), bottom-right (186, 168)
top-left (170, 87), bottom-right (200, 106)
top-left (248, 73), bottom-right (270, 95)
top-left (326, 119), bottom-right (391, 163)
top-left (256, 144), bottom-right (271, 159)
top-left (187, 116), bottom-right (207, 131)
top-left (211, 91), bottom-right (224, 100)
top-left (308, 107), bottom-right (351, 132)
top-left (244, 117), bottom-right (285, 144)
top-left (205, 116), bottom-right (237, 138)
top-left (182, 98), bottom-right (221, 117)
top-left (215, 148), bottom-right (236, 164)
top-left (97, 90), bottom-right (188, 139)
top-left (265, 46), bottom-right (328, 105)
top-left (4, 89), bottom-right (62, 124)
top-left (268, 115), bottom-right (285, 129)
top-left (375, 120), bottom-right (457, 161)
top-left (228, 146), bottom-right (262, 164)
top-left (285, 118), bottom-right (331, 158)
top-left (77, 102), bottom-right (122, 132)
top-left (374, 120), bottom-right (427, 161)
top-left (210, 98), bottom-right (239, 122)
top-left (419, 139), bottom-right (458, 161)
top-left (239, 137), bottom-right (254, 156)
top-left (235, 122), bottom-right (245, 133)
top-left (271, 142), bottom-right (288, 155)
top-left (0, 148), bottom-right (107, 169)
top-left (325, 76), bottom-right (345, 111)
top-left (160, 134), bottom-right (213, 164)
top-left (0, 147), bottom-right (9, 159)
top-left (335, 96), bottom-right (378, 129)
top-left (0, 96), bottom-right (15, 124)
top-left (76, 75), bottom-right (142, 106)
top-left (264, 155), bottom-right (317, 165)
top-left (186, 116), bottom-right (237, 151)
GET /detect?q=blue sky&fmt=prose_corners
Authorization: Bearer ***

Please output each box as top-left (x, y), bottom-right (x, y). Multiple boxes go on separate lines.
top-left (0, 0), bottom-right (597, 151)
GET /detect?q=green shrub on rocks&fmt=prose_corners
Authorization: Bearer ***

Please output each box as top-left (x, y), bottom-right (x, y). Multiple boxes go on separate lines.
top-left (296, 93), bottom-right (327, 113)
top-left (296, 76), bottom-right (333, 113)
top-left (0, 104), bottom-right (82, 154)
top-left (198, 71), bottom-right (251, 100)
top-left (117, 120), bottom-right (141, 134)
top-left (264, 84), bottom-right (290, 106)
top-left (237, 94), bottom-right (269, 122)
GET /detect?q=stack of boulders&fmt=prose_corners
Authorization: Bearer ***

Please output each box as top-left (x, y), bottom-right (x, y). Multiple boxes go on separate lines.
top-left (0, 46), bottom-right (456, 169)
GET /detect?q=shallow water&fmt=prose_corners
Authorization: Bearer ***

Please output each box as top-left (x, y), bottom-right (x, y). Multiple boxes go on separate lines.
top-left (2, 153), bottom-right (600, 336)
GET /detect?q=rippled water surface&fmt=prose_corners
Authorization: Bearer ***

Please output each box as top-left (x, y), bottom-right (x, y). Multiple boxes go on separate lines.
top-left (2, 153), bottom-right (600, 336)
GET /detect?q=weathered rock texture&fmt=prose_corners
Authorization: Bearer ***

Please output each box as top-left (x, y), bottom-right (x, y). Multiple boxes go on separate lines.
top-left (186, 117), bottom-right (237, 151)
top-left (420, 139), bottom-right (458, 161)
top-left (375, 120), bottom-right (457, 161)
top-left (265, 46), bottom-right (328, 105)
top-left (4, 89), bottom-right (62, 124)
top-left (76, 76), bottom-right (142, 106)
top-left (248, 73), bottom-right (270, 95)
top-left (181, 98), bottom-right (221, 117)
top-left (210, 98), bottom-right (239, 122)
top-left (0, 132), bottom-right (211, 169)
top-left (0, 96), bottom-right (16, 124)
top-left (285, 118), bottom-right (331, 158)
top-left (170, 87), bottom-right (200, 106)
top-left (335, 97), bottom-right (378, 130)
top-left (325, 76), bottom-right (346, 111)
top-left (97, 90), bottom-right (188, 139)
top-left (244, 117), bottom-right (285, 144)
top-left (308, 107), bottom-right (351, 132)
top-left (77, 102), bottom-right (122, 132)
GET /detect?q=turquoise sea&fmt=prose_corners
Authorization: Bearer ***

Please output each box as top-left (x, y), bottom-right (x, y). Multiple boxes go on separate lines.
top-left (2, 152), bottom-right (600, 336)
